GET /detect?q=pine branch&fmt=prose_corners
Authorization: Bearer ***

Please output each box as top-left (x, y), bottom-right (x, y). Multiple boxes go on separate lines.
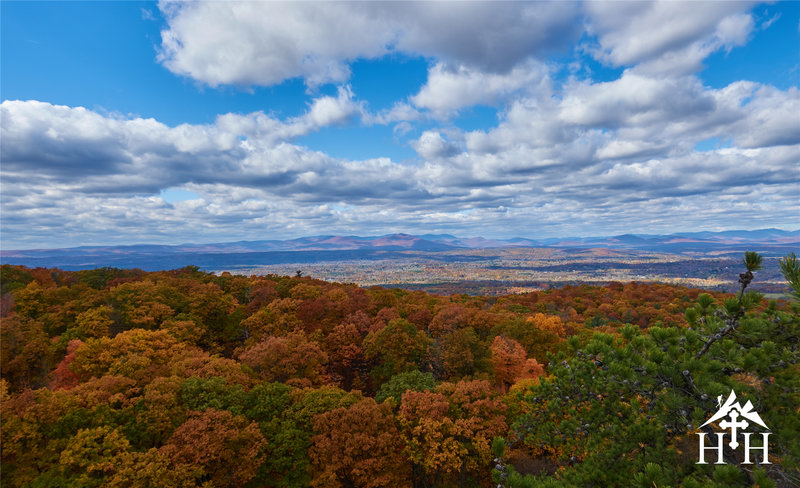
top-left (696, 252), bottom-right (759, 359)
top-left (695, 312), bottom-right (743, 359)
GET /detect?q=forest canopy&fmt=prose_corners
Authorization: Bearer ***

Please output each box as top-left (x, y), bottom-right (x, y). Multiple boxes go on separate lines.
top-left (1, 253), bottom-right (798, 487)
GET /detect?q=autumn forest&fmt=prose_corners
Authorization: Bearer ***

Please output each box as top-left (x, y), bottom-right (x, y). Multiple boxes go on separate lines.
top-left (1, 253), bottom-right (799, 487)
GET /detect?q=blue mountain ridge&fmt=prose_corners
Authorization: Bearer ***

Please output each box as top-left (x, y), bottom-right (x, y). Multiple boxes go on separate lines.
top-left (2, 229), bottom-right (797, 271)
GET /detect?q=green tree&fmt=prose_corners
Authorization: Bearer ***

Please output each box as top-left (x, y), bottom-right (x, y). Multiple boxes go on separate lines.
top-left (58, 426), bottom-right (131, 488)
top-left (376, 370), bottom-right (436, 404)
top-left (364, 318), bottom-right (431, 386)
top-left (499, 252), bottom-right (799, 487)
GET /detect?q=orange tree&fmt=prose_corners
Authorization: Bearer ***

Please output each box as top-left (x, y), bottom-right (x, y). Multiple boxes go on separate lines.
top-left (309, 397), bottom-right (408, 487)
top-left (399, 379), bottom-right (507, 487)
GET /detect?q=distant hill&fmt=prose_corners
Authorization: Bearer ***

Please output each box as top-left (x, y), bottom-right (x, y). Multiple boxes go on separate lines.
top-left (2, 229), bottom-right (797, 271)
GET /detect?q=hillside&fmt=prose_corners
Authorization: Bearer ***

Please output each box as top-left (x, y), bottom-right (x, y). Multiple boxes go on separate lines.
top-left (1, 253), bottom-right (799, 487)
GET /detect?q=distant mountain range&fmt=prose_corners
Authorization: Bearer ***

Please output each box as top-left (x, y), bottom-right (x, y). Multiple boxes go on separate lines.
top-left (2, 229), bottom-right (798, 271)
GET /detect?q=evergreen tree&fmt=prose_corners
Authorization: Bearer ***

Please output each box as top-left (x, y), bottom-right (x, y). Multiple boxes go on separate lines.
top-left (497, 252), bottom-right (799, 487)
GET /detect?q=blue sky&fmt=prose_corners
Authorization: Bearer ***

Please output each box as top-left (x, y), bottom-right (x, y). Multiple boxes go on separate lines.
top-left (1, 1), bottom-right (798, 249)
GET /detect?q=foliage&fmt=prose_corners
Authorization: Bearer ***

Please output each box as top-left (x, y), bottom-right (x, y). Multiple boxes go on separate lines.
top-left (161, 408), bottom-right (266, 487)
top-left (239, 330), bottom-right (328, 387)
top-left (0, 255), bottom-right (797, 487)
top-left (490, 336), bottom-right (544, 391)
top-left (364, 318), bottom-right (432, 386)
top-left (498, 252), bottom-right (799, 487)
top-left (309, 398), bottom-right (408, 487)
top-left (376, 370), bottom-right (437, 404)
top-left (779, 252), bottom-right (800, 303)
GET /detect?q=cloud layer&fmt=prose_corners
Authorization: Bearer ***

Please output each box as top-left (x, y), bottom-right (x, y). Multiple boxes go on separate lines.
top-left (3, 75), bottom-right (797, 248)
top-left (156, 1), bottom-right (754, 88)
top-left (1, 1), bottom-right (797, 249)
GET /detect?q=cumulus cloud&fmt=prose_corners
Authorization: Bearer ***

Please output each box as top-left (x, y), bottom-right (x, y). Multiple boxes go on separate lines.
top-left (587, 148), bottom-right (794, 197)
top-left (364, 103), bottom-right (422, 126)
top-left (291, 85), bottom-right (364, 133)
top-left (157, 1), bottom-right (392, 87)
top-left (0, 94), bottom-right (367, 198)
top-left (457, 66), bottom-right (800, 214)
top-left (3, 74), bottom-right (798, 249)
top-left (387, 1), bottom-right (579, 71)
top-left (156, 1), bottom-right (580, 88)
top-left (156, 1), bottom-right (760, 90)
top-left (411, 131), bottom-right (461, 160)
top-left (728, 85), bottom-right (800, 148)
top-left (411, 61), bottom-right (550, 115)
top-left (559, 72), bottom-right (715, 128)
top-left (584, 1), bottom-right (755, 75)
top-left (464, 65), bottom-right (798, 174)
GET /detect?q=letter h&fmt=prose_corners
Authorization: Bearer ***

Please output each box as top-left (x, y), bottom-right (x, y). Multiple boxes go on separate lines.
top-left (697, 432), bottom-right (726, 464)
top-left (742, 433), bottom-right (771, 464)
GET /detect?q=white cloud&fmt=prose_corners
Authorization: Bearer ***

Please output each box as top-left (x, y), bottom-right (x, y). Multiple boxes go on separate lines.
top-left (0, 96), bottom-right (367, 197)
top-left (363, 102), bottom-right (421, 126)
top-left (729, 85), bottom-right (800, 148)
top-left (558, 72), bottom-right (715, 129)
top-left (411, 131), bottom-right (461, 160)
top-left (7, 80), bottom-right (796, 249)
top-left (759, 12), bottom-right (780, 30)
top-left (594, 140), bottom-right (666, 161)
top-left (156, 1), bottom-right (580, 88)
top-left (157, 1), bottom-right (393, 87)
top-left (585, 1), bottom-right (755, 75)
top-left (3, 0), bottom-right (798, 248)
top-left (304, 87), bottom-right (357, 127)
top-left (387, 1), bottom-right (579, 71)
top-left (458, 67), bottom-right (800, 201)
top-left (411, 61), bottom-right (550, 115)
top-left (290, 85), bottom-right (364, 134)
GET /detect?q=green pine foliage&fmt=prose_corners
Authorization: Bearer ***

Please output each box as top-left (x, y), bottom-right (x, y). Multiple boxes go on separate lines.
top-left (498, 252), bottom-right (799, 487)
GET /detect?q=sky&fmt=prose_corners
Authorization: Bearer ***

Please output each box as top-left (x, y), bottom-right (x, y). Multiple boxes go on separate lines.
top-left (1, 1), bottom-right (799, 250)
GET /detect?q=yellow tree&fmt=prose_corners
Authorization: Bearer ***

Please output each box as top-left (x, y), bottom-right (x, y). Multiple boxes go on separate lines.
top-left (399, 380), bottom-right (507, 486)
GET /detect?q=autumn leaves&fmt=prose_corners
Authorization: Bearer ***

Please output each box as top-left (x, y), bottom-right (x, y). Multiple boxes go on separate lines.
top-left (0, 265), bottom-right (739, 487)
